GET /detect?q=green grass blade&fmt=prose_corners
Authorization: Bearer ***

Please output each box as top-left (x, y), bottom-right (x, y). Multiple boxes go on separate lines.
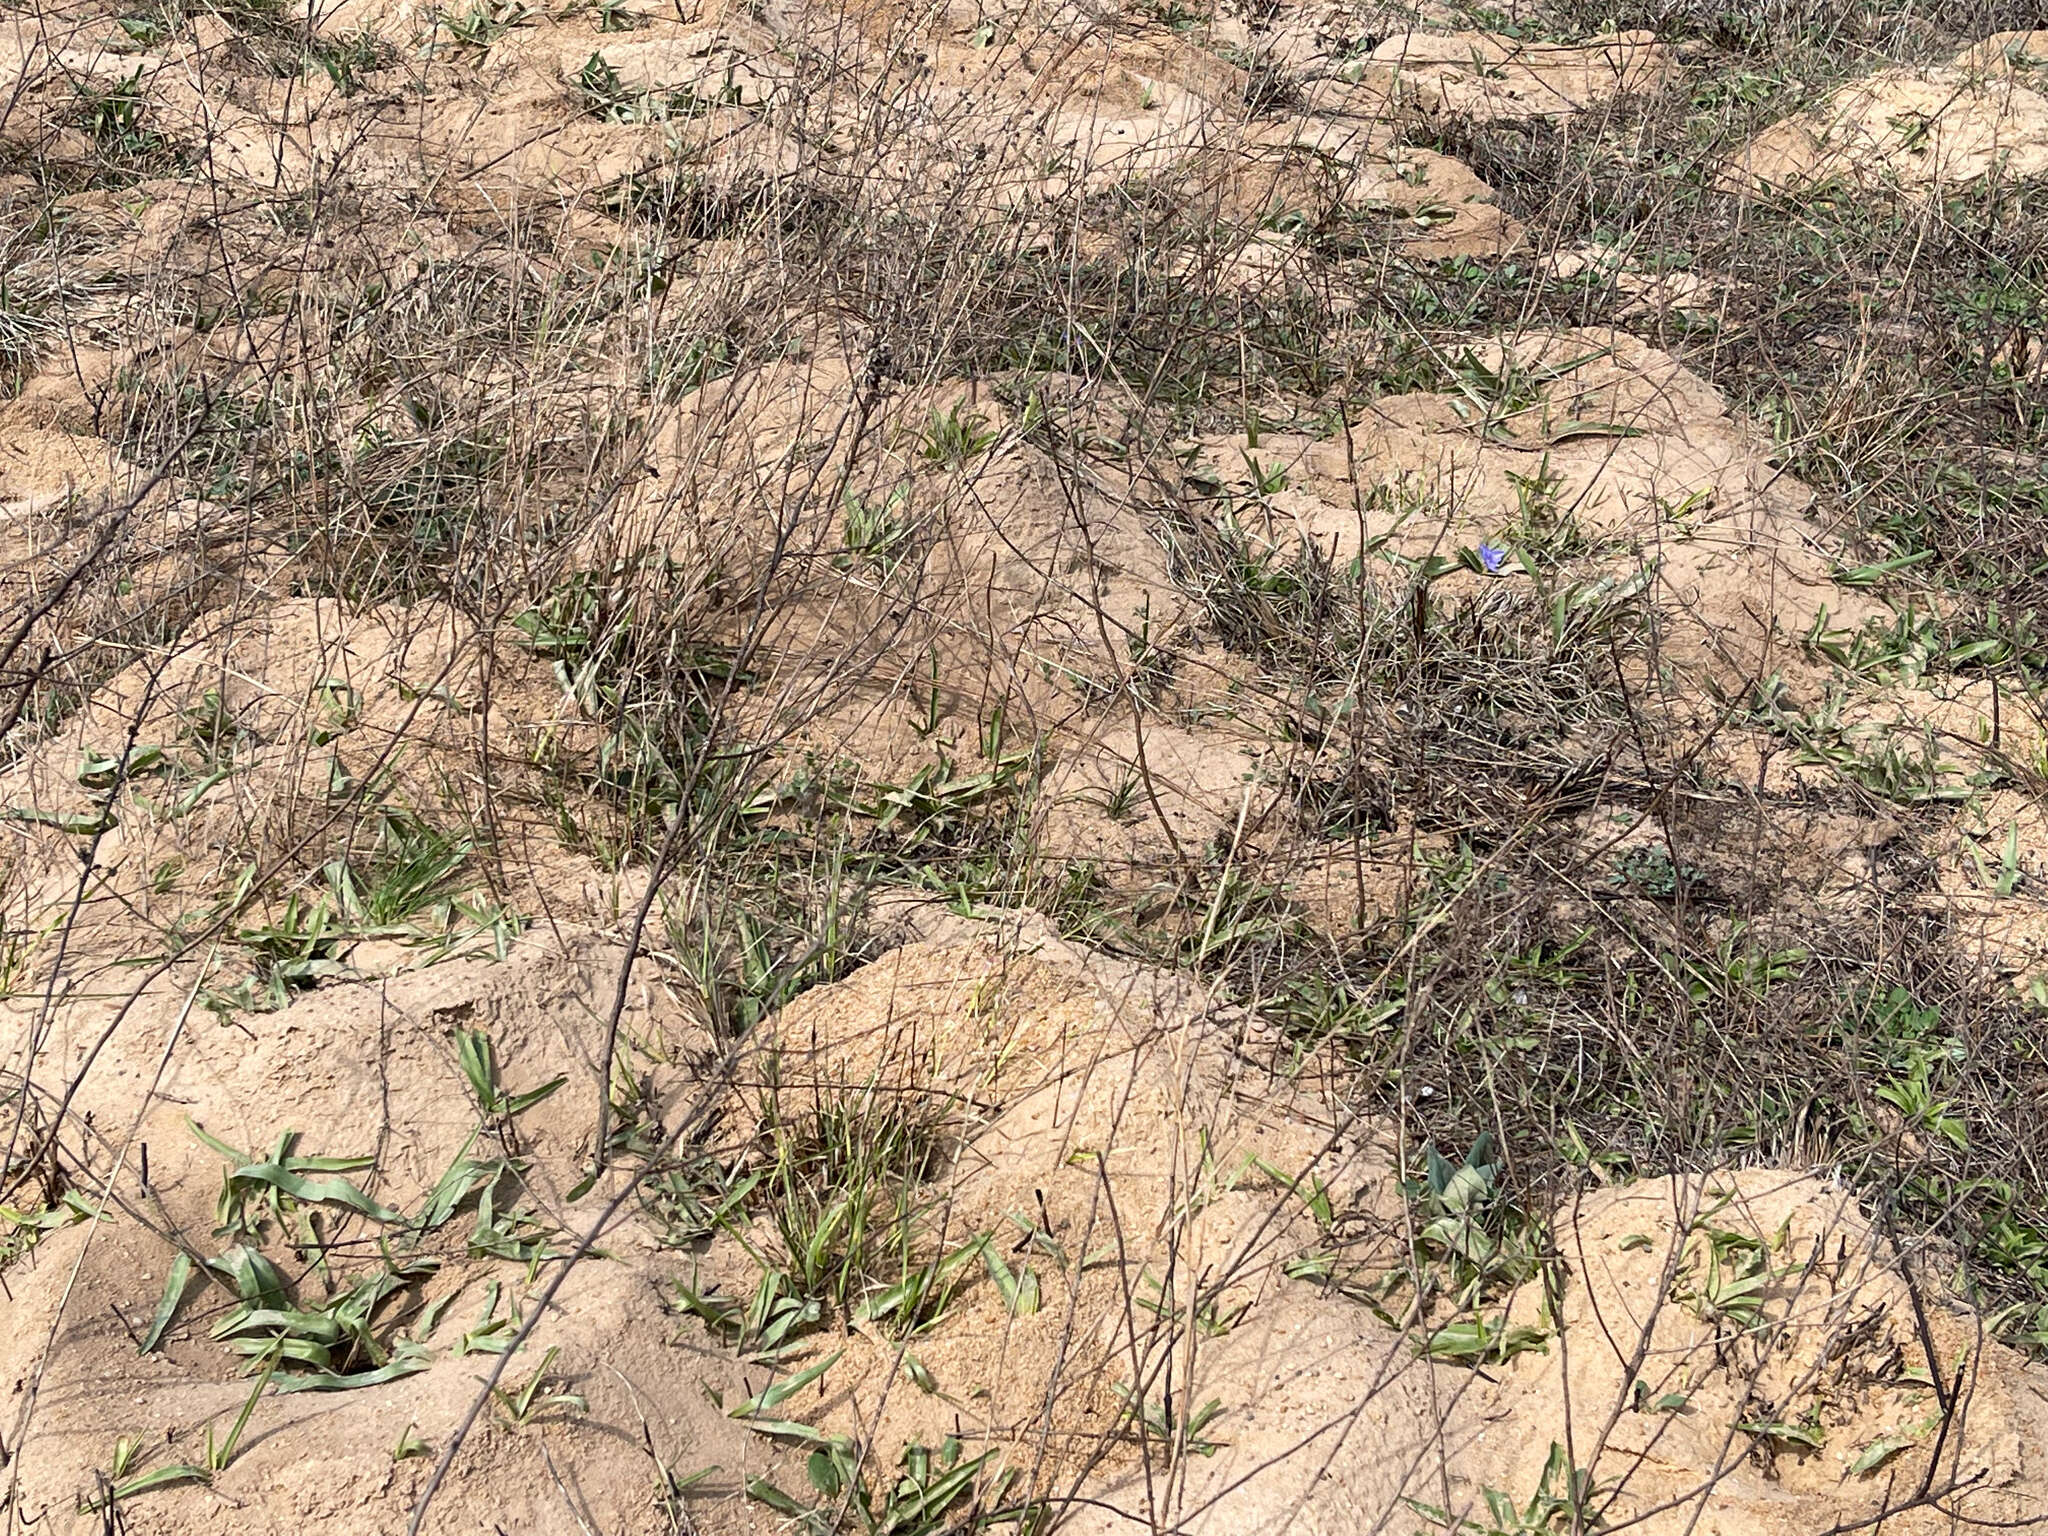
top-left (140, 1251), bottom-right (194, 1355)
top-left (227, 1163), bottom-right (400, 1221)
top-left (81, 1464), bottom-right (210, 1511)
top-left (729, 1348), bottom-right (843, 1419)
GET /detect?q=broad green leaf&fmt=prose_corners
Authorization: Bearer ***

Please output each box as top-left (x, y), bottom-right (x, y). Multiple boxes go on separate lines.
top-left (78, 745), bottom-right (166, 789)
top-left (205, 1245), bottom-right (289, 1310)
top-left (227, 1162), bottom-right (399, 1222)
top-left (140, 1253), bottom-right (194, 1354)
top-left (1848, 1434), bottom-right (1917, 1476)
top-left (272, 1343), bottom-right (433, 1394)
top-left (212, 1307), bottom-right (348, 1345)
top-left (806, 1449), bottom-right (843, 1497)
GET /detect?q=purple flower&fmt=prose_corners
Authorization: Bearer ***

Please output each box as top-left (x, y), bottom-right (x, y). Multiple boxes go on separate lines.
top-left (1478, 543), bottom-right (1507, 574)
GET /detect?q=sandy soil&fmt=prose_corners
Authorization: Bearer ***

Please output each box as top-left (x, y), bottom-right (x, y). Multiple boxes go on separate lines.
top-left (3, 0), bottom-right (2048, 1531)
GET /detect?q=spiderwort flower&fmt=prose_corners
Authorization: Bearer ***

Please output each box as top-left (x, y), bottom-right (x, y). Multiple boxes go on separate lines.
top-left (1478, 542), bottom-right (1507, 574)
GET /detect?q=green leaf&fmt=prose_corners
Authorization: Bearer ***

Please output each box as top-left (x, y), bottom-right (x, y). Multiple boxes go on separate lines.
top-left (734, 1417), bottom-right (841, 1445)
top-left (205, 1245), bottom-right (289, 1310)
top-left (455, 1029), bottom-right (565, 1117)
top-left (1738, 1419), bottom-right (1825, 1449)
top-left (227, 1162), bottom-right (399, 1222)
top-left (413, 1286), bottom-right (460, 1341)
top-left (729, 1349), bottom-right (842, 1420)
top-left (140, 1253), bottom-right (195, 1355)
top-left (806, 1448), bottom-right (843, 1497)
top-left (1423, 1319), bottom-right (1492, 1360)
top-left (981, 1246), bottom-right (1041, 1317)
top-left (1249, 1156), bottom-right (1334, 1225)
top-left (223, 1334), bottom-right (332, 1370)
top-left (1848, 1434), bottom-right (1917, 1476)
top-left (892, 1449), bottom-right (993, 1526)
top-left (272, 1342), bottom-right (433, 1394)
top-left (1421, 1316), bottom-right (1549, 1364)
top-left (416, 1143), bottom-right (510, 1232)
top-left (212, 1307), bottom-right (348, 1345)
top-left (1438, 1164), bottom-right (1492, 1215)
top-left (1536, 417), bottom-right (1646, 444)
top-left (1399, 1497), bottom-right (1455, 1525)
top-left (78, 745), bottom-right (166, 789)
top-left (2, 805), bottom-right (114, 834)
top-left (204, 1344), bottom-right (282, 1474)
top-left (187, 1119), bottom-right (252, 1164)
top-left (1832, 550), bottom-right (1936, 588)
top-left (170, 766), bottom-right (234, 818)
top-left (501, 1075), bottom-right (567, 1115)
top-left (79, 1464), bottom-right (210, 1511)
top-left (744, 1477), bottom-right (814, 1517)
top-left (0, 1191), bottom-right (103, 1231)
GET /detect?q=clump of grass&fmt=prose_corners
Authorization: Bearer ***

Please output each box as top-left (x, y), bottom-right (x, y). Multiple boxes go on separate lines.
top-left (77, 68), bottom-right (168, 162)
top-left (746, 1430), bottom-right (1004, 1535)
top-left (919, 403), bottom-right (1000, 466)
top-left (0, 270), bottom-right (67, 378)
top-left (839, 486), bottom-right (917, 571)
top-left (746, 1085), bottom-right (962, 1325)
top-left (437, 0), bottom-right (527, 48)
top-left (514, 562), bottom-right (739, 859)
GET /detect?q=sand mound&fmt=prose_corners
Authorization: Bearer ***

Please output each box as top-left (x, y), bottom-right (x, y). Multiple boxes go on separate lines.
top-left (0, 934), bottom-right (775, 1535)
top-left (624, 358), bottom-right (1185, 672)
top-left (0, 594), bottom-right (595, 971)
top-left (611, 355), bottom-right (1294, 870)
top-left (1189, 326), bottom-right (1881, 689)
top-left (8, 0), bottom-right (2048, 1526)
top-left (0, 426), bottom-right (132, 514)
top-left (5, 875), bottom-right (2048, 1534)
top-left (695, 916), bottom-right (2048, 1533)
top-left (1301, 28), bottom-right (1676, 125)
top-left (1457, 1168), bottom-right (2048, 1533)
top-left (1732, 32), bottom-right (2048, 191)
top-left (1373, 29), bottom-right (1675, 121)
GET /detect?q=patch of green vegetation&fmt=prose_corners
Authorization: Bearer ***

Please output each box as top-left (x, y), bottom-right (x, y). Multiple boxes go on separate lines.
top-left (74, 66), bottom-right (181, 181)
top-left (81, 1048), bottom-right (570, 1512)
top-left (918, 402), bottom-right (1001, 466)
top-left (838, 486), bottom-right (918, 571)
top-left (1293, 1136), bottom-right (1552, 1366)
top-left (670, 1082), bottom-right (987, 1360)
top-left (303, 31), bottom-right (385, 93)
top-left (1405, 1440), bottom-right (1603, 1534)
top-left (436, 0), bottom-right (528, 48)
top-left (195, 811), bottom-right (513, 1015)
top-left (745, 1431), bottom-right (1014, 1536)
top-left (575, 51), bottom-right (742, 121)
